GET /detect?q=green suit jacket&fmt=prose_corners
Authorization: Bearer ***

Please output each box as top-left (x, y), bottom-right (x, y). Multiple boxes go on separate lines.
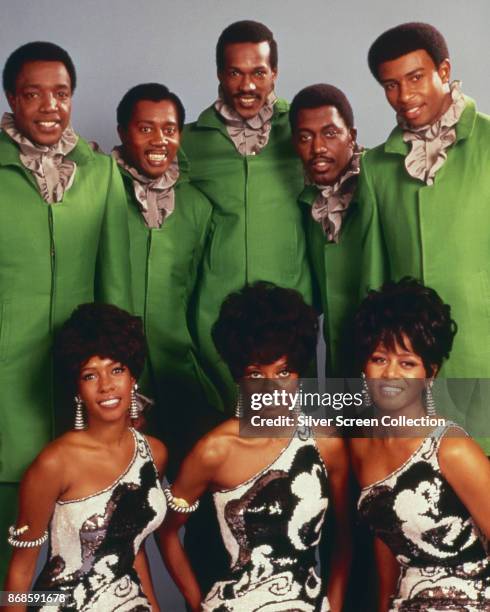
top-left (121, 158), bottom-right (221, 464)
top-left (182, 99), bottom-right (313, 410)
top-left (358, 99), bottom-right (490, 445)
top-left (299, 153), bottom-right (368, 376)
top-left (0, 131), bottom-right (131, 481)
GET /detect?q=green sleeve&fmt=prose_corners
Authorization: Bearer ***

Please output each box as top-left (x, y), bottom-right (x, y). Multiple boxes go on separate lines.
top-left (95, 155), bottom-right (133, 311)
top-left (357, 156), bottom-right (389, 298)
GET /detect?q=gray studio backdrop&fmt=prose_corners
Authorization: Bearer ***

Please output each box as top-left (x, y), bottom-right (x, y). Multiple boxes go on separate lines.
top-left (2, 0), bottom-right (489, 152)
top-left (1, 1), bottom-right (489, 610)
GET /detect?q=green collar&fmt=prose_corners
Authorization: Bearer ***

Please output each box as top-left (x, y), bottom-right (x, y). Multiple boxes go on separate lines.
top-left (0, 129), bottom-right (95, 167)
top-left (298, 184), bottom-right (318, 206)
top-left (384, 96), bottom-right (477, 156)
top-left (195, 97), bottom-right (290, 134)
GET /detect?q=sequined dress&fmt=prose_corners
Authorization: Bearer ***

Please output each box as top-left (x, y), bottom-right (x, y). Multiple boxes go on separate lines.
top-left (358, 424), bottom-right (490, 611)
top-left (202, 434), bottom-right (330, 611)
top-left (32, 428), bottom-right (166, 611)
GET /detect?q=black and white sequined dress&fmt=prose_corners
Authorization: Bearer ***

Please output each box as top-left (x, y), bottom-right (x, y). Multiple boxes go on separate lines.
top-left (32, 428), bottom-right (166, 611)
top-left (358, 424), bottom-right (490, 610)
top-left (202, 434), bottom-right (330, 611)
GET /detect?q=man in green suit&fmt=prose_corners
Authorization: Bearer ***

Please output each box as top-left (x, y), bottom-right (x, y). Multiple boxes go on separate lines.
top-left (359, 23), bottom-right (490, 445)
top-left (290, 84), bottom-right (366, 376)
top-left (113, 83), bottom-right (221, 476)
top-left (0, 42), bottom-right (131, 580)
top-left (182, 20), bottom-right (312, 412)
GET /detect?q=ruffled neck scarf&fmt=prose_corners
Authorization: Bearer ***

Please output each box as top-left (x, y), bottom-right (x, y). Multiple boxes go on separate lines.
top-left (398, 81), bottom-right (466, 185)
top-left (112, 146), bottom-right (179, 229)
top-left (1, 112), bottom-right (78, 203)
top-left (214, 89), bottom-right (277, 156)
top-left (311, 146), bottom-right (363, 243)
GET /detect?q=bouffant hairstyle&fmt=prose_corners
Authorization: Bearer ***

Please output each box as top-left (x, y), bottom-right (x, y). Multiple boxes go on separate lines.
top-left (55, 303), bottom-right (146, 394)
top-left (116, 82), bottom-right (185, 131)
top-left (3, 41), bottom-right (77, 94)
top-left (216, 20), bottom-right (278, 72)
top-left (368, 22), bottom-right (450, 81)
top-left (353, 278), bottom-right (457, 377)
top-left (212, 282), bottom-right (319, 380)
top-left (289, 84), bottom-right (354, 132)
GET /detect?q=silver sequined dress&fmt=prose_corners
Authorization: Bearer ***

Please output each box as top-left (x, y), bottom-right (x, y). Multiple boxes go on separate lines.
top-left (32, 428), bottom-right (166, 611)
top-left (202, 435), bottom-right (330, 611)
top-left (358, 424), bottom-right (490, 611)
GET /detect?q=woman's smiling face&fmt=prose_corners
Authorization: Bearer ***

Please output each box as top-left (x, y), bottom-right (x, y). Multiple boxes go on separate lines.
top-left (78, 355), bottom-right (135, 424)
top-left (364, 334), bottom-right (429, 414)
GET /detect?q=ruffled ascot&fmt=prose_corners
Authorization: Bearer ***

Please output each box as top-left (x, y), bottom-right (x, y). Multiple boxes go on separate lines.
top-left (311, 146), bottom-right (363, 243)
top-left (112, 147), bottom-right (178, 229)
top-left (1, 112), bottom-right (78, 204)
top-left (214, 90), bottom-right (277, 156)
top-left (399, 81), bottom-right (466, 185)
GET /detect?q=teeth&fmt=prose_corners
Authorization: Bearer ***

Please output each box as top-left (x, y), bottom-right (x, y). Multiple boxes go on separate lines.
top-left (380, 386), bottom-right (402, 396)
top-left (99, 398), bottom-right (120, 407)
top-left (38, 121), bottom-right (58, 128)
top-left (405, 107), bottom-right (421, 117)
top-left (147, 153), bottom-right (167, 162)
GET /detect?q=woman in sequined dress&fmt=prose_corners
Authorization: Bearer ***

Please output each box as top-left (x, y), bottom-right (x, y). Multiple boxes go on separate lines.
top-left (159, 282), bottom-right (351, 612)
top-left (349, 278), bottom-right (490, 611)
top-left (4, 304), bottom-right (167, 611)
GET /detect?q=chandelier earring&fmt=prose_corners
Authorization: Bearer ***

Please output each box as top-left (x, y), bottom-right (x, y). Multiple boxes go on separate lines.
top-left (234, 384), bottom-right (244, 418)
top-left (425, 381), bottom-right (436, 417)
top-left (361, 372), bottom-right (373, 407)
top-left (74, 395), bottom-right (86, 430)
top-left (130, 384), bottom-right (139, 420)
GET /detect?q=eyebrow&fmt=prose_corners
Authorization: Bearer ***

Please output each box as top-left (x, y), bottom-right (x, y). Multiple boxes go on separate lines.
top-left (21, 83), bottom-right (70, 89)
top-left (298, 123), bottom-right (339, 131)
top-left (381, 67), bottom-right (425, 85)
top-left (227, 64), bottom-right (268, 71)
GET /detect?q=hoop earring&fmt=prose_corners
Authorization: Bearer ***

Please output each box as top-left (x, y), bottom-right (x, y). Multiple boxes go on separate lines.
top-left (74, 395), bottom-right (86, 430)
top-left (130, 384), bottom-right (139, 420)
top-left (425, 381), bottom-right (436, 417)
top-left (361, 373), bottom-right (373, 407)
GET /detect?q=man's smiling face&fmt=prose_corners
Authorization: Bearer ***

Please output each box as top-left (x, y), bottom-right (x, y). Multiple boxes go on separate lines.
top-left (7, 60), bottom-right (72, 146)
top-left (218, 41), bottom-right (277, 119)
top-left (378, 49), bottom-right (451, 128)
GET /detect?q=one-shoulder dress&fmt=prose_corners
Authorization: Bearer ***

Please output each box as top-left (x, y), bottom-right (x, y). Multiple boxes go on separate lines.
top-left (358, 424), bottom-right (490, 610)
top-left (32, 428), bottom-right (166, 611)
top-left (202, 434), bottom-right (330, 611)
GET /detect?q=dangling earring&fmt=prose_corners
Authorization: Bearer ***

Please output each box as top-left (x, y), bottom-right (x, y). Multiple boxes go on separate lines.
top-left (234, 384), bottom-right (244, 418)
top-left (425, 381), bottom-right (436, 416)
top-left (130, 384), bottom-right (139, 420)
top-left (74, 395), bottom-right (86, 430)
top-left (361, 373), bottom-right (373, 407)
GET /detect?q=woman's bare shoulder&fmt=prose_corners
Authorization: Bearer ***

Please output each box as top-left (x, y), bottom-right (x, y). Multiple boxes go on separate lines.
top-left (189, 418), bottom-right (239, 469)
top-left (144, 435), bottom-right (168, 474)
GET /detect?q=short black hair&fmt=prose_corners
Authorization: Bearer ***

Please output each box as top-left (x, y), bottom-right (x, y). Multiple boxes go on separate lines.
top-left (216, 20), bottom-right (278, 72)
top-left (212, 282), bottom-right (318, 380)
top-left (353, 278), bottom-right (457, 377)
top-left (55, 303), bottom-right (146, 395)
top-left (116, 82), bottom-right (185, 131)
top-left (3, 41), bottom-right (77, 94)
top-left (368, 22), bottom-right (450, 81)
top-left (289, 83), bottom-right (354, 132)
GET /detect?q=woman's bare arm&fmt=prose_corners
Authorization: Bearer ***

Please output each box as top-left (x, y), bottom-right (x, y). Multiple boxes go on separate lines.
top-left (439, 433), bottom-right (490, 538)
top-left (373, 536), bottom-right (399, 612)
top-left (133, 547), bottom-right (159, 611)
top-left (157, 432), bottom-right (228, 611)
top-left (4, 443), bottom-right (65, 610)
